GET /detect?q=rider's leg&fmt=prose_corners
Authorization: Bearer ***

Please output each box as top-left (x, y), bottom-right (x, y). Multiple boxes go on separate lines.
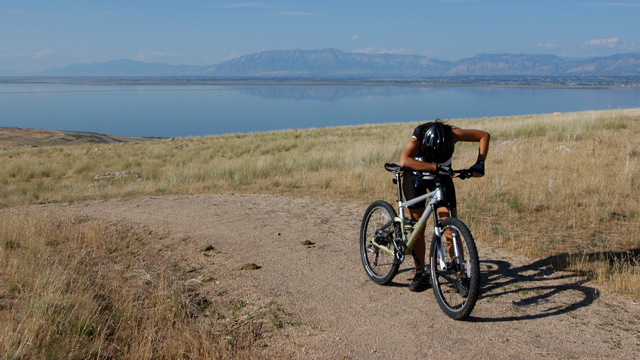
top-left (402, 171), bottom-right (428, 273)
top-left (408, 207), bottom-right (426, 271)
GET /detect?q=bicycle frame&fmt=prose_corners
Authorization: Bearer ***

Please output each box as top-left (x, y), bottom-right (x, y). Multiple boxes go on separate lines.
top-left (361, 163), bottom-right (480, 320)
top-left (371, 168), bottom-right (463, 271)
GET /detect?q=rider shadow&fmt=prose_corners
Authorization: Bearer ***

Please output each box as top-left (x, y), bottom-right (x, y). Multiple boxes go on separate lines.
top-left (383, 267), bottom-right (419, 288)
top-left (467, 248), bottom-right (640, 323)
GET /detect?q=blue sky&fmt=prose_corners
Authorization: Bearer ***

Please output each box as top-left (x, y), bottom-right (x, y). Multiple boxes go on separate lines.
top-left (1, 0), bottom-right (639, 73)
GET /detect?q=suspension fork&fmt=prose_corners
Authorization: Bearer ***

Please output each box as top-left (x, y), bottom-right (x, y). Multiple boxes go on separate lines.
top-left (435, 206), bottom-right (465, 273)
top-left (431, 184), bottom-right (464, 271)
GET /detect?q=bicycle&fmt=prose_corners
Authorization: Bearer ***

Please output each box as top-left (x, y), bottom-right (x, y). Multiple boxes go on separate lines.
top-left (359, 163), bottom-right (480, 320)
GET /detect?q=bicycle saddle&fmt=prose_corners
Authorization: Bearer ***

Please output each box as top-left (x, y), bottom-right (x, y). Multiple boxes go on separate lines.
top-left (384, 163), bottom-right (401, 172)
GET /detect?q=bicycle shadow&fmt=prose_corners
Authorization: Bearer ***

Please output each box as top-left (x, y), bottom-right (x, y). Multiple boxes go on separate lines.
top-left (383, 267), bottom-right (421, 288)
top-left (466, 248), bottom-right (640, 323)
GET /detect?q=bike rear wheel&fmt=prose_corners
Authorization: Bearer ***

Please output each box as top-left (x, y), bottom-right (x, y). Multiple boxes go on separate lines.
top-left (429, 217), bottom-right (480, 320)
top-left (360, 200), bottom-right (400, 285)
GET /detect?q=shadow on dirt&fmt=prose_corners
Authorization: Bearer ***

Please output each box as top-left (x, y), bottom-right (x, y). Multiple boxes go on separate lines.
top-left (468, 248), bottom-right (640, 322)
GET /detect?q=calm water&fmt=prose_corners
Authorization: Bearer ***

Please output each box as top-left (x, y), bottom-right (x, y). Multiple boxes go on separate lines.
top-left (1, 84), bottom-right (639, 138)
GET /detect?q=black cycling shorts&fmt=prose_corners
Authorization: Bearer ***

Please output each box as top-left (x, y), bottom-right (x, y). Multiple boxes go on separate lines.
top-left (402, 171), bottom-right (457, 210)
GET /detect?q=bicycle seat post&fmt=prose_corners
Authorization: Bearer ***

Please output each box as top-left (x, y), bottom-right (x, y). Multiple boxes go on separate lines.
top-left (394, 170), bottom-right (406, 221)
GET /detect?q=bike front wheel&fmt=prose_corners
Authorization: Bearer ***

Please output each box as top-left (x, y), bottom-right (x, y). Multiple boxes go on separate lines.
top-left (360, 200), bottom-right (400, 285)
top-left (429, 217), bottom-right (480, 320)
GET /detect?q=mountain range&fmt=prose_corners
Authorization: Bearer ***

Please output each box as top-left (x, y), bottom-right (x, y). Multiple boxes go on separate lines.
top-left (31, 48), bottom-right (640, 77)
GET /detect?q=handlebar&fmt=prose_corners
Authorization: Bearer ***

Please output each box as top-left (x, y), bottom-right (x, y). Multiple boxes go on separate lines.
top-left (453, 169), bottom-right (474, 180)
top-left (384, 163), bottom-right (476, 180)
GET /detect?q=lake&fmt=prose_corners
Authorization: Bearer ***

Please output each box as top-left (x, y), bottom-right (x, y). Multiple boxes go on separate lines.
top-left (1, 83), bottom-right (639, 138)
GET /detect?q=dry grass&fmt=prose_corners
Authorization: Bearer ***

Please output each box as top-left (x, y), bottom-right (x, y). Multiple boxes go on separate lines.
top-left (0, 212), bottom-right (275, 359)
top-left (1, 107), bottom-right (639, 349)
top-left (0, 127), bottom-right (150, 148)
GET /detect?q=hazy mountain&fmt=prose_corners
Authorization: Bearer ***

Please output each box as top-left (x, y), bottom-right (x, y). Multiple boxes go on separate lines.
top-left (566, 53), bottom-right (640, 75)
top-left (447, 54), bottom-right (569, 75)
top-left (208, 48), bottom-right (451, 77)
top-left (39, 49), bottom-right (640, 77)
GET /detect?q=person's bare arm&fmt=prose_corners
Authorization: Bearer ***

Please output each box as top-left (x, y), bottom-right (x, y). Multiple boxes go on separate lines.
top-left (452, 128), bottom-right (490, 163)
top-left (398, 138), bottom-right (438, 172)
top-left (453, 128), bottom-right (490, 177)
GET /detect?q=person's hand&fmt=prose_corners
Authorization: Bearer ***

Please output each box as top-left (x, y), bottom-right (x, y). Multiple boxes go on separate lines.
top-left (436, 164), bottom-right (454, 177)
top-left (470, 161), bottom-right (485, 177)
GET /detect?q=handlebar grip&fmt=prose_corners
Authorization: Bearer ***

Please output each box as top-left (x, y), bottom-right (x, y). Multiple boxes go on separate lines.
top-left (453, 169), bottom-right (473, 179)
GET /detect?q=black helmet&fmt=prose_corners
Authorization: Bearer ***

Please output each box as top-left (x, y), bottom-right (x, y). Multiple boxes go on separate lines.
top-left (422, 122), bottom-right (454, 163)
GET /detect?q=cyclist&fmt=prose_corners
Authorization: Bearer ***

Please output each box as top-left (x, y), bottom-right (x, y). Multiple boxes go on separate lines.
top-left (399, 120), bottom-right (490, 293)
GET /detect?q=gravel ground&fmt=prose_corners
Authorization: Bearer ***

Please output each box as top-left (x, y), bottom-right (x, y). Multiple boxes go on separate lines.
top-left (29, 194), bottom-right (640, 359)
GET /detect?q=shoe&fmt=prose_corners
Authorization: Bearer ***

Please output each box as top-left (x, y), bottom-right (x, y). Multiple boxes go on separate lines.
top-left (409, 272), bottom-right (430, 292)
top-left (455, 277), bottom-right (469, 298)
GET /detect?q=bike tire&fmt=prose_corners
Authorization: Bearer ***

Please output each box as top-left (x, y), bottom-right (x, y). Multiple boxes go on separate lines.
top-left (360, 200), bottom-right (400, 285)
top-left (429, 217), bottom-right (480, 320)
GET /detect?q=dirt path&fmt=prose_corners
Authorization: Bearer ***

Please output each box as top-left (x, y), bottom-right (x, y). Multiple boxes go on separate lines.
top-left (35, 194), bottom-right (640, 359)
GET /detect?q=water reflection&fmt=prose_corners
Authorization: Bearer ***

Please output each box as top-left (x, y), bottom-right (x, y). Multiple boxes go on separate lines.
top-left (239, 86), bottom-right (429, 101)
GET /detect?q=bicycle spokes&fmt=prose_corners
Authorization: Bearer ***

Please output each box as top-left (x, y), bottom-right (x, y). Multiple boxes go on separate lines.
top-left (360, 201), bottom-right (400, 285)
top-left (429, 218), bottom-right (480, 320)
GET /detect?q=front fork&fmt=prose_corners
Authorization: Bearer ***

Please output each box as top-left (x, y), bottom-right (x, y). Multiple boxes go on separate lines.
top-left (433, 209), bottom-right (467, 276)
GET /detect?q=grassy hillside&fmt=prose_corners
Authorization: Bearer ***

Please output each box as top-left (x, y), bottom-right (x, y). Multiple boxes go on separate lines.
top-left (1, 108), bottom-right (639, 357)
top-left (3, 108), bottom-right (640, 255)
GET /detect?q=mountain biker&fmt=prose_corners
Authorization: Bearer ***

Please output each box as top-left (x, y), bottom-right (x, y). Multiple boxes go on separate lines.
top-left (399, 120), bottom-right (490, 292)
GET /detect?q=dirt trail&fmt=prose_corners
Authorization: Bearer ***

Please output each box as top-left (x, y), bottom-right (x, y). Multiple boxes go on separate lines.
top-left (36, 194), bottom-right (640, 359)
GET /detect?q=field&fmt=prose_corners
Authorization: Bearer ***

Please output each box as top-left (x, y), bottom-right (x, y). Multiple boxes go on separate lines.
top-left (1, 108), bottom-right (640, 358)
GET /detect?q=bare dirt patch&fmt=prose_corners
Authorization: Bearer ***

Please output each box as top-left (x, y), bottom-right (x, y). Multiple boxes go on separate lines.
top-left (12, 194), bottom-right (640, 359)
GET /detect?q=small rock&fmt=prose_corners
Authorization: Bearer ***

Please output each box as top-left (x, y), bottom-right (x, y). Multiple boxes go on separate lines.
top-left (240, 263), bottom-right (260, 270)
top-left (301, 240), bottom-right (314, 246)
top-left (277, 232), bottom-right (281, 236)
top-left (200, 245), bottom-right (215, 252)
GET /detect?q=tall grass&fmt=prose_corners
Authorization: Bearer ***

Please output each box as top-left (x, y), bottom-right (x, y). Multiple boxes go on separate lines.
top-left (0, 212), bottom-right (270, 359)
top-left (1, 107), bottom-right (639, 300)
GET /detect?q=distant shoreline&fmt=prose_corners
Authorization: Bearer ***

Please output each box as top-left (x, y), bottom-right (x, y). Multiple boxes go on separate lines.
top-left (0, 127), bottom-right (161, 148)
top-left (2, 75), bottom-right (640, 89)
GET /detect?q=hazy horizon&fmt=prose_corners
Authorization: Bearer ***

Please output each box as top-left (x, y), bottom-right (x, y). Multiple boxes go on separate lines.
top-left (1, 1), bottom-right (639, 74)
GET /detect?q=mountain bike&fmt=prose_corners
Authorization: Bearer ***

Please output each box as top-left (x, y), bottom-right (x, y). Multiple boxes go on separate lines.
top-left (359, 163), bottom-right (480, 320)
